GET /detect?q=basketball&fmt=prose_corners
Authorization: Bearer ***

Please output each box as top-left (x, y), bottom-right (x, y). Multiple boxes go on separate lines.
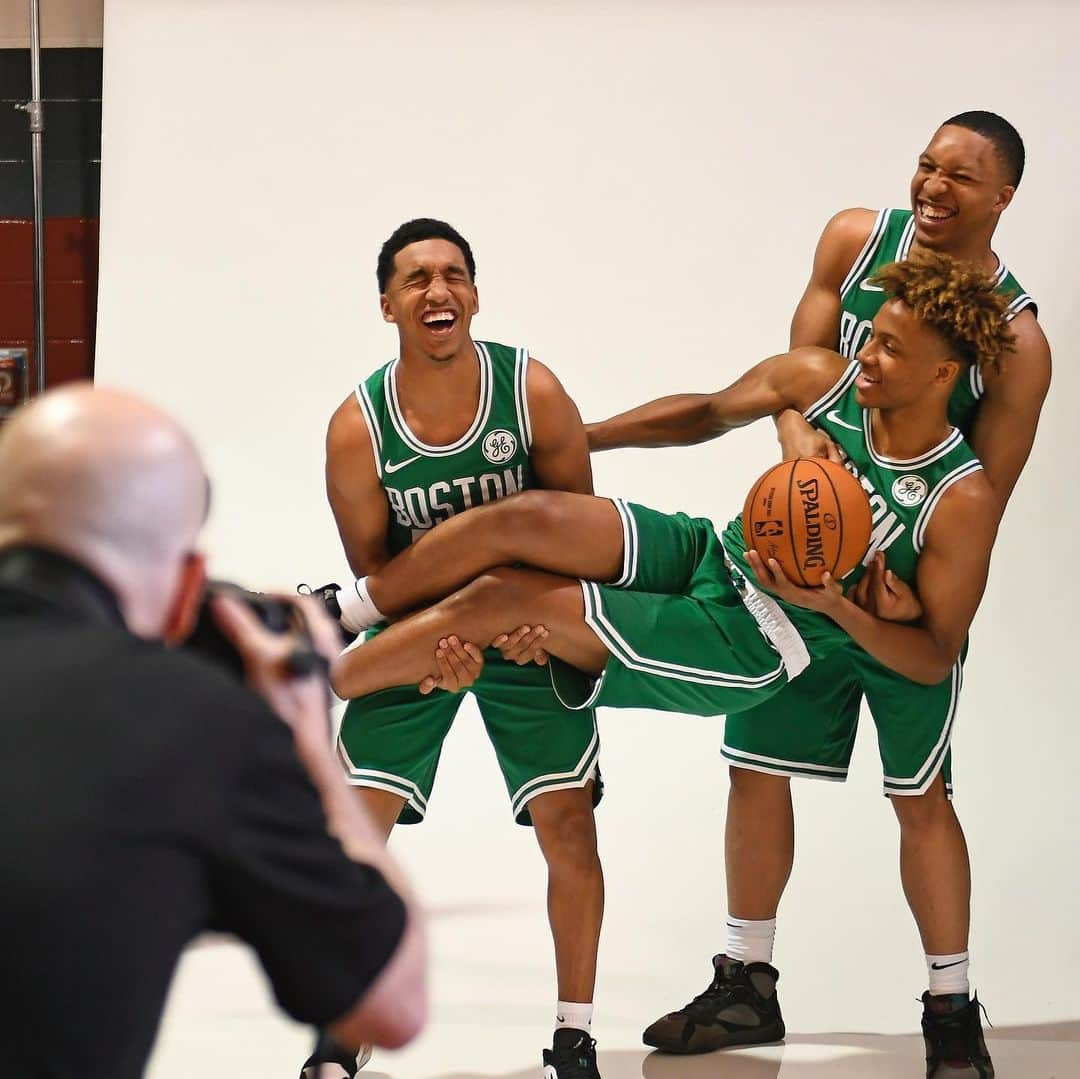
top-left (742, 458), bottom-right (872, 587)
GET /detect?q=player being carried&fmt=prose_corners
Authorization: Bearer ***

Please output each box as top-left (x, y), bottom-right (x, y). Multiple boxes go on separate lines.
top-left (326, 260), bottom-right (1008, 1079)
top-left (303, 220), bottom-right (605, 1079)
top-left (584, 111), bottom-right (1048, 1079)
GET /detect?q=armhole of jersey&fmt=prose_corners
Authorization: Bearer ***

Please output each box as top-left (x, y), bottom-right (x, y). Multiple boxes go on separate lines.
top-left (1006, 293), bottom-right (1037, 322)
top-left (354, 383), bottom-right (384, 480)
top-left (514, 347), bottom-right (534, 452)
top-left (912, 460), bottom-right (984, 554)
top-left (802, 360), bottom-right (861, 421)
top-left (969, 363), bottom-right (984, 401)
top-left (839, 208), bottom-right (889, 300)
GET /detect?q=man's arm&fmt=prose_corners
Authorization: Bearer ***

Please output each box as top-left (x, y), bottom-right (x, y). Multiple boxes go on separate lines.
top-left (586, 346), bottom-right (848, 452)
top-left (777, 208), bottom-right (878, 459)
top-left (326, 397), bottom-right (392, 577)
top-left (752, 474), bottom-right (998, 685)
top-left (526, 358), bottom-right (594, 494)
top-left (968, 310), bottom-right (1052, 519)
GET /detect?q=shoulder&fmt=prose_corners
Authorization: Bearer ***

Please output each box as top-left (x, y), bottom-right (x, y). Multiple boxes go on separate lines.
top-left (818, 207), bottom-right (879, 257)
top-left (327, 392), bottom-right (376, 459)
top-left (524, 357), bottom-right (580, 418)
top-left (924, 466), bottom-right (996, 545)
top-left (982, 308), bottom-right (1052, 402)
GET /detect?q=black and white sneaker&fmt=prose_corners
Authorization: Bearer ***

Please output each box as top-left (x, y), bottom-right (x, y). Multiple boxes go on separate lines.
top-left (299, 1031), bottom-right (372, 1079)
top-left (297, 582), bottom-right (358, 645)
top-left (542, 1028), bottom-right (601, 1079)
top-left (642, 954), bottom-right (784, 1054)
top-left (921, 991), bottom-right (994, 1078)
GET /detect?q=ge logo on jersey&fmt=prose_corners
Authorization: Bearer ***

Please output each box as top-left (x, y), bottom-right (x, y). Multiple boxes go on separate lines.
top-left (892, 475), bottom-right (928, 507)
top-left (482, 428), bottom-right (517, 464)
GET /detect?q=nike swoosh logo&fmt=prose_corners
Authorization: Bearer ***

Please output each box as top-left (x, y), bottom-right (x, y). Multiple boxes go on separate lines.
top-left (859, 278), bottom-right (884, 292)
top-left (825, 409), bottom-right (863, 432)
top-left (384, 454), bottom-right (421, 475)
top-left (931, 960), bottom-right (966, 970)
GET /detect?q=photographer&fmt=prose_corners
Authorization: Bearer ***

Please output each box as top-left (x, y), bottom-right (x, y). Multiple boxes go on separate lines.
top-left (0, 385), bottom-right (426, 1078)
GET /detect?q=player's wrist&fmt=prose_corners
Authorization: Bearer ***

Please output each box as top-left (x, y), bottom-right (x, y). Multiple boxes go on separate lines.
top-left (338, 577), bottom-right (386, 633)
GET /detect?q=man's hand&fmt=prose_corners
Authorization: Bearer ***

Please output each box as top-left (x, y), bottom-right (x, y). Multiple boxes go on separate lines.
top-left (212, 592), bottom-right (341, 737)
top-left (775, 409), bottom-right (841, 463)
top-left (493, 624), bottom-right (549, 667)
top-left (851, 552), bottom-right (922, 622)
top-left (418, 636), bottom-right (485, 696)
top-left (746, 550), bottom-right (846, 616)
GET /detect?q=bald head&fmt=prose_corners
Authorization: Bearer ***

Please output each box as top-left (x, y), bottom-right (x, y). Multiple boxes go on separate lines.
top-left (0, 385), bottom-right (209, 635)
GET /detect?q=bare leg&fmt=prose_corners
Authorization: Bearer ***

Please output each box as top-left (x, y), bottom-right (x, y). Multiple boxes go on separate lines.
top-left (529, 785), bottom-right (604, 1003)
top-left (333, 568), bottom-right (608, 700)
top-left (355, 788), bottom-right (405, 843)
top-left (367, 491), bottom-right (625, 617)
top-left (891, 773), bottom-right (971, 954)
top-left (725, 767), bottom-right (795, 920)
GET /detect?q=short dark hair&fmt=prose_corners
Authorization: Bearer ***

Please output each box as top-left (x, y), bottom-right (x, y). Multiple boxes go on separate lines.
top-left (376, 218), bottom-right (476, 293)
top-left (941, 110), bottom-right (1025, 188)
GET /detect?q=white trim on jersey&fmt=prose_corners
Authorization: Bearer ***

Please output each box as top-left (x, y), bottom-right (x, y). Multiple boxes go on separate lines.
top-left (863, 409), bottom-right (964, 471)
top-left (840, 209), bottom-right (890, 300)
top-left (1005, 291), bottom-right (1036, 321)
top-left (513, 347), bottom-right (534, 453)
top-left (969, 363), bottom-right (983, 401)
top-left (611, 498), bottom-right (639, 587)
top-left (581, 579), bottom-right (792, 688)
top-left (992, 259), bottom-right (1008, 287)
top-left (354, 382), bottom-right (384, 479)
top-left (384, 340), bottom-right (494, 456)
top-left (883, 660), bottom-right (962, 796)
top-left (337, 745), bottom-right (431, 815)
top-left (719, 755), bottom-right (848, 783)
top-left (510, 725), bottom-right (600, 819)
top-left (912, 460), bottom-right (984, 553)
top-left (803, 360), bottom-right (861, 421)
top-left (896, 213), bottom-right (916, 260)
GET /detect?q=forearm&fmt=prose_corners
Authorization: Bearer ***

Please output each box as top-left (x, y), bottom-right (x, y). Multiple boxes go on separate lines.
top-left (828, 599), bottom-right (956, 685)
top-left (586, 393), bottom-right (721, 451)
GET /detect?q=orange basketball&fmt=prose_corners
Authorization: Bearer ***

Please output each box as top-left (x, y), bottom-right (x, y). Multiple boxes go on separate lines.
top-left (742, 458), bottom-right (872, 587)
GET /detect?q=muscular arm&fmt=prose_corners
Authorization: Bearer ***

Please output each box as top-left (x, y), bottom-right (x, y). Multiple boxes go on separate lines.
top-left (968, 310), bottom-right (1051, 519)
top-left (820, 476), bottom-right (997, 684)
top-left (526, 358), bottom-right (594, 494)
top-left (325, 397), bottom-right (391, 577)
top-left (586, 346), bottom-right (849, 451)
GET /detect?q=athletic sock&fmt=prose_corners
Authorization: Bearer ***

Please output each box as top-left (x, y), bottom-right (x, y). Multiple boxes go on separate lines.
top-left (926, 951), bottom-right (970, 997)
top-left (555, 1000), bottom-right (593, 1033)
top-left (337, 576), bottom-right (385, 634)
top-left (726, 916), bottom-right (777, 965)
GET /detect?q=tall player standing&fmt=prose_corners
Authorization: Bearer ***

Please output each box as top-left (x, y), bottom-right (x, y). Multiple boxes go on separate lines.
top-left (302, 220), bottom-right (605, 1079)
top-left (586, 113), bottom-right (1050, 1078)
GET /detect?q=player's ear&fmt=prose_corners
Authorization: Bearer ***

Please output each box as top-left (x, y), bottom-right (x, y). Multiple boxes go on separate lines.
top-left (936, 359), bottom-right (961, 386)
top-left (380, 294), bottom-right (396, 324)
top-left (164, 551), bottom-right (207, 646)
top-left (992, 183), bottom-right (1015, 215)
top-left (471, 284), bottom-right (480, 316)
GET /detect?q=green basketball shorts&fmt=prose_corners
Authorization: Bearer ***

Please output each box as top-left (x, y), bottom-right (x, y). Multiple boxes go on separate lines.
top-left (723, 641), bottom-right (966, 797)
top-left (549, 500), bottom-right (820, 718)
top-left (337, 649), bottom-right (601, 826)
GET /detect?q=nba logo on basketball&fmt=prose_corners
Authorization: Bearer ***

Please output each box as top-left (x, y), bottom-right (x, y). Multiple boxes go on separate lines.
top-left (753, 520), bottom-right (785, 537)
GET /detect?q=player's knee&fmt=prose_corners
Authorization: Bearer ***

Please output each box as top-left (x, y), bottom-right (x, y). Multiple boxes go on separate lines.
top-left (501, 489), bottom-right (563, 545)
top-left (729, 765), bottom-right (791, 800)
top-left (892, 784), bottom-right (952, 834)
top-left (533, 799), bottom-right (599, 868)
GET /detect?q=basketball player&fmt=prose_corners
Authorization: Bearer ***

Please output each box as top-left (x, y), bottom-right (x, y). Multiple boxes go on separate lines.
top-left (303, 220), bottom-right (604, 1079)
top-left (327, 260), bottom-right (1006, 1079)
top-left (586, 112), bottom-right (1047, 1077)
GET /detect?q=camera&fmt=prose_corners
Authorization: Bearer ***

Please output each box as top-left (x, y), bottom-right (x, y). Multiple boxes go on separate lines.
top-left (184, 582), bottom-right (325, 680)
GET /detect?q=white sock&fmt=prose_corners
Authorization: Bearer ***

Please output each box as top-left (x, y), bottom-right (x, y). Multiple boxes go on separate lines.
top-left (926, 951), bottom-right (970, 996)
top-left (726, 916), bottom-right (776, 965)
top-left (555, 1000), bottom-right (593, 1033)
top-left (337, 576), bottom-right (385, 634)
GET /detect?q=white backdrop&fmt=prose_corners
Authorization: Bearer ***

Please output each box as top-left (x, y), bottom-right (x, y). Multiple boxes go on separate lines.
top-left (97, 0), bottom-right (1079, 1041)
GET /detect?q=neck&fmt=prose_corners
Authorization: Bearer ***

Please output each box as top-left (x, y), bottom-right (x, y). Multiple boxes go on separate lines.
top-left (870, 399), bottom-right (953, 461)
top-left (910, 229), bottom-right (999, 275)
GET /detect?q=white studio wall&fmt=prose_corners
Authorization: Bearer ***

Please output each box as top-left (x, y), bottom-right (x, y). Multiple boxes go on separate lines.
top-left (97, 0), bottom-right (1079, 1049)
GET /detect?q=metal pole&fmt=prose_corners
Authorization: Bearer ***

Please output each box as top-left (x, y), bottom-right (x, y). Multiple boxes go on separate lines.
top-left (28, 0), bottom-right (46, 395)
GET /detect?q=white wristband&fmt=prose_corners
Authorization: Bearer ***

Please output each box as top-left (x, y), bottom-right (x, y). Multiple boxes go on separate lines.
top-left (337, 576), bottom-right (385, 633)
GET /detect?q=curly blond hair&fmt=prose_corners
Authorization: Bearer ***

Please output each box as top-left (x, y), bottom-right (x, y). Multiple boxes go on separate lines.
top-left (870, 250), bottom-right (1015, 372)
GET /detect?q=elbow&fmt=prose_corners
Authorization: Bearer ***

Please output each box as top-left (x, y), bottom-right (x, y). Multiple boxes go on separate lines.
top-left (329, 656), bottom-right (354, 701)
top-left (914, 650), bottom-right (959, 687)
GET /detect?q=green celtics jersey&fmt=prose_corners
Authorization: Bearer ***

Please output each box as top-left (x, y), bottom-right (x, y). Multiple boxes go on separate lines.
top-left (836, 207), bottom-right (1036, 436)
top-left (355, 341), bottom-right (535, 556)
top-left (723, 361), bottom-right (982, 611)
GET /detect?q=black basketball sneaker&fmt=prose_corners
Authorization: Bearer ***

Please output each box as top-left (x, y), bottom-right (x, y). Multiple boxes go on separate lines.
top-left (298, 1031), bottom-right (371, 1079)
top-left (543, 1028), bottom-right (601, 1079)
top-left (921, 991), bottom-right (994, 1078)
top-left (297, 581), bottom-right (358, 645)
top-left (642, 954), bottom-right (784, 1053)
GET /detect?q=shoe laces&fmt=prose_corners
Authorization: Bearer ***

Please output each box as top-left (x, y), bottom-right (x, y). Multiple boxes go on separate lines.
top-left (681, 969), bottom-right (742, 1021)
top-left (922, 996), bottom-right (991, 1065)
